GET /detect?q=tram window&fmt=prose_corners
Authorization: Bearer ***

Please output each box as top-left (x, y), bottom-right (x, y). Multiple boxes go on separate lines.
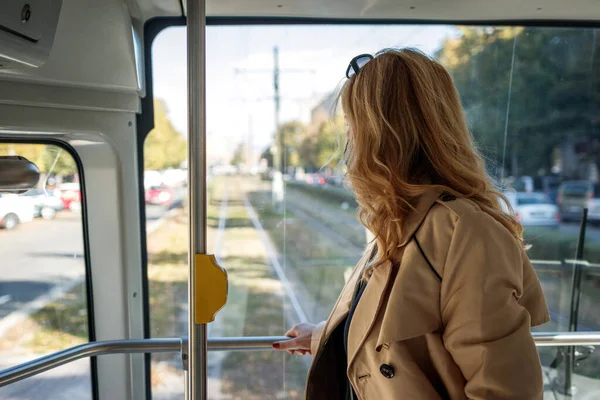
top-left (0, 143), bottom-right (91, 398)
top-left (147, 25), bottom-right (600, 398)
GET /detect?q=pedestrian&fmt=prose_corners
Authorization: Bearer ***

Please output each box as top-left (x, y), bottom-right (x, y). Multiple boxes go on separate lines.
top-left (273, 48), bottom-right (550, 400)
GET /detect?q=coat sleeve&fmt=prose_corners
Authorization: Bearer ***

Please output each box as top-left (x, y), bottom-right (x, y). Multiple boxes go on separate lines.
top-left (311, 321), bottom-right (327, 356)
top-left (440, 211), bottom-right (545, 400)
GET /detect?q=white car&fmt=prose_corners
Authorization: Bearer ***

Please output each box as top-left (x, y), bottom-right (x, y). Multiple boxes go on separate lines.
top-left (0, 193), bottom-right (35, 230)
top-left (588, 198), bottom-right (600, 224)
top-left (504, 192), bottom-right (560, 228)
top-left (20, 189), bottom-right (64, 220)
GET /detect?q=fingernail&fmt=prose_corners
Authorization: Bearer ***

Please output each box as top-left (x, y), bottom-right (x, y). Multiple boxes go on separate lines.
top-left (272, 343), bottom-right (280, 349)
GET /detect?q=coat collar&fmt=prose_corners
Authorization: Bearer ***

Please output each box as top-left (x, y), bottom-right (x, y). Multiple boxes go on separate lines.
top-left (398, 189), bottom-right (444, 247)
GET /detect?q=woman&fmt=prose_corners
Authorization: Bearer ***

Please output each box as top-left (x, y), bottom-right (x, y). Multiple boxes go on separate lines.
top-left (273, 48), bottom-right (550, 400)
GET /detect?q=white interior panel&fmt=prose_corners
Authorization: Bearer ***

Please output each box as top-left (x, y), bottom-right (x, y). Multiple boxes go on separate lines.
top-left (0, 105), bottom-right (146, 400)
top-left (0, 0), bottom-right (139, 94)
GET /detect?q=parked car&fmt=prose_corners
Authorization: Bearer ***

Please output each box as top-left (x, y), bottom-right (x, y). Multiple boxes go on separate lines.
top-left (145, 186), bottom-right (173, 206)
top-left (58, 182), bottom-right (82, 211)
top-left (306, 173), bottom-right (325, 186)
top-left (505, 192), bottom-right (560, 228)
top-left (513, 175), bottom-right (561, 204)
top-left (144, 170), bottom-right (163, 189)
top-left (0, 193), bottom-right (35, 230)
top-left (557, 181), bottom-right (600, 223)
top-left (326, 175), bottom-right (344, 187)
top-left (20, 189), bottom-right (64, 220)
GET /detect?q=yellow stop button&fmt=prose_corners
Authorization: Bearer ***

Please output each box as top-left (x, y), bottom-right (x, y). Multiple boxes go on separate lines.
top-left (194, 254), bottom-right (228, 324)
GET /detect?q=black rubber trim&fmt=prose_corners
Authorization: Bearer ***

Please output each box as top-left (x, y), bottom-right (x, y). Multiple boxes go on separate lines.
top-left (413, 235), bottom-right (442, 282)
top-left (0, 24), bottom-right (38, 43)
top-left (0, 137), bottom-right (98, 400)
top-left (137, 16), bottom-right (186, 400)
top-left (178, 0), bottom-right (185, 18)
top-left (204, 16), bottom-right (600, 28)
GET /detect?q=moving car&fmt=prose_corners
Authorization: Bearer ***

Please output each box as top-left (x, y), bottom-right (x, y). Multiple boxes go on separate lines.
top-left (505, 192), bottom-right (560, 228)
top-left (0, 193), bottom-right (35, 230)
top-left (58, 182), bottom-right (82, 211)
top-left (306, 173), bottom-right (326, 186)
top-left (557, 181), bottom-right (600, 223)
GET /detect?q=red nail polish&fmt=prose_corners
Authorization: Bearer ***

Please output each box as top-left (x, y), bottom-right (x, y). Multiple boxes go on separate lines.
top-left (272, 343), bottom-right (280, 349)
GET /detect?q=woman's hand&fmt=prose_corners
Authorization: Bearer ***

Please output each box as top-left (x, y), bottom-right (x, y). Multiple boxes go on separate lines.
top-left (272, 322), bottom-right (316, 355)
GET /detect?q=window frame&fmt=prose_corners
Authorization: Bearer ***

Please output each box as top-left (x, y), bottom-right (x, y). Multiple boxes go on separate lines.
top-left (138, 16), bottom-right (600, 400)
top-left (0, 137), bottom-right (98, 399)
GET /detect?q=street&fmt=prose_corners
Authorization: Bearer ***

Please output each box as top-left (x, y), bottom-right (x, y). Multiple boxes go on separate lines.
top-left (1, 202), bottom-right (599, 327)
top-left (0, 204), bottom-right (172, 400)
top-left (1, 201), bottom-right (599, 326)
top-left (0, 205), bottom-right (170, 323)
top-left (0, 212), bottom-right (85, 321)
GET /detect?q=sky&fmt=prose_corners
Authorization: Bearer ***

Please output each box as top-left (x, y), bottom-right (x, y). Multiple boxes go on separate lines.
top-left (152, 24), bottom-right (456, 164)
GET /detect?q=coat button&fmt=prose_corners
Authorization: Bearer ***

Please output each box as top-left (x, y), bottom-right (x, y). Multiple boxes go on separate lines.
top-left (379, 364), bottom-right (395, 379)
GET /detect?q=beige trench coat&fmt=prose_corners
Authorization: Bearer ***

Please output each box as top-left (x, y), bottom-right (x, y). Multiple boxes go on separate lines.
top-left (306, 190), bottom-right (550, 400)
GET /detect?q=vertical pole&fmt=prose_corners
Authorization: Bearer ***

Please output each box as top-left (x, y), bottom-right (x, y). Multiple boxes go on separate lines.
top-left (186, 0), bottom-right (207, 399)
top-left (273, 46), bottom-right (281, 173)
top-left (562, 208), bottom-right (588, 396)
top-left (247, 115), bottom-right (253, 170)
top-left (271, 46), bottom-right (284, 212)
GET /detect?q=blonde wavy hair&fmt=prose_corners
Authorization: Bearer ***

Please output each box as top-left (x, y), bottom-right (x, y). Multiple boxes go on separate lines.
top-left (340, 48), bottom-right (522, 279)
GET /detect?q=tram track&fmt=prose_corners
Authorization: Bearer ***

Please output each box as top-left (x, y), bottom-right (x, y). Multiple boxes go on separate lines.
top-left (279, 183), bottom-right (600, 332)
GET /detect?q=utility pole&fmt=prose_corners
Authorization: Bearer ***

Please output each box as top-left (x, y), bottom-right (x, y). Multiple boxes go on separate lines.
top-left (247, 115), bottom-right (253, 170)
top-left (233, 50), bottom-right (315, 212)
top-left (273, 46), bottom-right (282, 174)
top-left (233, 47), bottom-right (315, 174)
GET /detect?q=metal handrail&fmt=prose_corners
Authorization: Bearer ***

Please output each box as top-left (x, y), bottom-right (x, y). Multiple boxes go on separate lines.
top-left (532, 332), bottom-right (600, 346)
top-left (0, 338), bottom-right (184, 388)
top-left (1, 333), bottom-right (599, 388)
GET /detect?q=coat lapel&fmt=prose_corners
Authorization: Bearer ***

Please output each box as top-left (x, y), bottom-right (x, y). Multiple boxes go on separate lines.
top-left (347, 189), bottom-right (443, 368)
top-left (347, 260), bottom-right (394, 369)
top-left (376, 240), bottom-right (444, 348)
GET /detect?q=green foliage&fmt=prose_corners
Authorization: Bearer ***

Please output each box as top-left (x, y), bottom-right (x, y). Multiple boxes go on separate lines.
top-left (278, 120), bottom-right (305, 168)
top-left (267, 115), bottom-right (345, 172)
top-left (145, 99), bottom-right (187, 170)
top-left (0, 143), bottom-right (77, 177)
top-left (231, 142), bottom-right (245, 166)
top-left (314, 114), bottom-right (345, 169)
top-left (437, 27), bottom-right (599, 179)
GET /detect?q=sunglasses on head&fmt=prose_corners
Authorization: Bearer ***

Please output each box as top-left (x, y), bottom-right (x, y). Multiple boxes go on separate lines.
top-left (346, 53), bottom-right (374, 79)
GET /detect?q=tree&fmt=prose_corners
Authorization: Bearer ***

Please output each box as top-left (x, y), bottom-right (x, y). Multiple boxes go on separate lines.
top-left (276, 121), bottom-right (305, 170)
top-left (145, 99), bottom-right (187, 170)
top-left (315, 114), bottom-right (345, 169)
top-left (437, 27), bottom-right (599, 179)
top-left (260, 146), bottom-right (273, 168)
top-left (231, 142), bottom-right (245, 166)
top-left (0, 143), bottom-right (77, 179)
top-left (263, 112), bottom-right (347, 172)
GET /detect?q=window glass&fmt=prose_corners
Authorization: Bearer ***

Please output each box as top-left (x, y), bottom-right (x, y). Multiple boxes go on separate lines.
top-left (0, 143), bottom-right (91, 398)
top-left (149, 24), bottom-right (600, 399)
top-left (563, 183), bottom-right (590, 197)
